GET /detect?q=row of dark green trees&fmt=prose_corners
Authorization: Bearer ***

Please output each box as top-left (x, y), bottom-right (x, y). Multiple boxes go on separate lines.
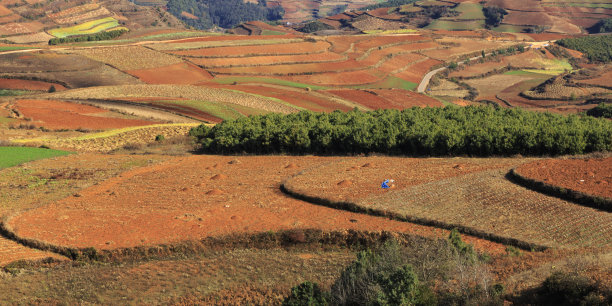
top-left (48, 29), bottom-right (127, 45)
top-left (556, 34), bottom-right (612, 62)
top-left (189, 106), bottom-right (612, 156)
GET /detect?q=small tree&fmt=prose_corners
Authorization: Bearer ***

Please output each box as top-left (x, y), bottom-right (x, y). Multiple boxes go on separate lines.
top-left (48, 85), bottom-right (56, 93)
top-left (283, 281), bottom-right (328, 306)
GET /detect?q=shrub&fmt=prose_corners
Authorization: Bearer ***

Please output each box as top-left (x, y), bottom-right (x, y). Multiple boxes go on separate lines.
top-left (448, 228), bottom-right (476, 262)
top-left (282, 281), bottom-right (328, 306)
top-left (587, 103), bottom-right (612, 119)
top-left (155, 134), bottom-right (165, 142)
top-left (539, 272), bottom-right (602, 305)
top-left (505, 245), bottom-right (521, 257)
top-left (48, 85), bottom-right (56, 93)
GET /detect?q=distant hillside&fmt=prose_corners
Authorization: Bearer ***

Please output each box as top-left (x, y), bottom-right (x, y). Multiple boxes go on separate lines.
top-left (304, 0), bottom-right (612, 34)
top-left (167, 0), bottom-right (285, 29)
top-left (0, 0), bottom-right (184, 44)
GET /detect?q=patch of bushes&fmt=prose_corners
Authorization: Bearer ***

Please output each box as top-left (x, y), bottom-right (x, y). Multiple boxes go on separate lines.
top-left (483, 6), bottom-right (507, 28)
top-left (588, 18), bottom-right (612, 34)
top-left (587, 103), bottom-right (612, 119)
top-left (48, 29), bottom-right (128, 45)
top-left (529, 271), bottom-right (611, 306)
top-left (298, 21), bottom-right (334, 33)
top-left (556, 34), bottom-right (612, 63)
top-left (283, 232), bottom-right (503, 305)
top-left (190, 107), bottom-right (612, 156)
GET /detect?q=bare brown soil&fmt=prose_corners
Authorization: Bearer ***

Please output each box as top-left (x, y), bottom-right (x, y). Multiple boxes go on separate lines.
top-left (283, 157), bottom-right (612, 249)
top-left (0, 78), bottom-right (66, 91)
top-left (515, 158), bottom-right (612, 199)
top-left (7, 155), bottom-right (505, 254)
top-left (171, 41), bottom-right (329, 58)
top-left (13, 99), bottom-right (158, 130)
top-left (127, 62), bottom-right (212, 85)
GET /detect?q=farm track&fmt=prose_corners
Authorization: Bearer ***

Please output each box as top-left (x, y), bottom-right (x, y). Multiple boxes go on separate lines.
top-left (283, 164), bottom-right (612, 250)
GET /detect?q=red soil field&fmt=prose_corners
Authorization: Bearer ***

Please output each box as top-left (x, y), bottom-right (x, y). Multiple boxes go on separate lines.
top-left (210, 59), bottom-right (363, 76)
top-left (207, 83), bottom-right (352, 112)
top-left (503, 11), bottom-right (553, 26)
top-left (352, 35), bottom-right (426, 53)
top-left (289, 70), bottom-right (382, 86)
top-left (326, 36), bottom-right (369, 53)
top-left (0, 21), bottom-right (43, 35)
top-left (191, 52), bottom-right (345, 68)
top-left (0, 14), bottom-right (19, 24)
top-left (394, 58), bottom-right (443, 83)
top-left (376, 53), bottom-right (428, 75)
top-left (0, 78), bottom-right (66, 91)
top-left (7, 155), bottom-right (506, 254)
top-left (171, 41), bottom-right (329, 58)
top-left (433, 30), bottom-right (484, 37)
top-left (170, 34), bottom-right (299, 44)
top-left (127, 62), bottom-right (212, 85)
top-left (370, 89), bottom-right (443, 108)
top-left (577, 70), bottom-right (612, 88)
top-left (13, 99), bottom-right (158, 130)
top-left (326, 89), bottom-right (394, 110)
top-left (0, 4), bottom-right (11, 15)
top-left (515, 158), bottom-right (612, 199)
top-left (358, 42), bottom-right (438, 66)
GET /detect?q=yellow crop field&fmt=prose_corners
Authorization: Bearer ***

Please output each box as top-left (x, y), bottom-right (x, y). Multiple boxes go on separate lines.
top-left (48, 17), bottom-right (119, 38)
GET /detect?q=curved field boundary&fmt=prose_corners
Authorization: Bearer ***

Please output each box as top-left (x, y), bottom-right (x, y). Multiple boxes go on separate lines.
top-left (280, 181), bottom-right (547, 251)
top-left (0, 217), bottom-right (447, 262)
top-left (508, 168), bottom-right (612, 212)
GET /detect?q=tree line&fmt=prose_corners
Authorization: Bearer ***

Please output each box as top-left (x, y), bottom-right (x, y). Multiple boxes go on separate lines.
top-left (556, 34), bottom-right (612, 62)
top-left (48, 29), bottom-right (128, 45)
top-left (190, 106), bottom-right (612, 156)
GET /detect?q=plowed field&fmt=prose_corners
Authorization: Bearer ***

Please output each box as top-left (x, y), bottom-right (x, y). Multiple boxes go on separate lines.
top-left (6, 155), bottom-right (505, 254)
top-left (515, 158), bottom-right (612, 199)
top-left (170, 41), bottom-right (329, 58)
top-left (13, 99), bottom-right (158, 130)
top-left (190, 52), bottom-right (345, 68)
top-left (0, 78), bottom-right (66, 91)
top-left (282, 157), bottom-right (612, 249)
top-left (289, 70), bottom-right (381, 86)
top-left (127, 62), bottom-right (212, 85)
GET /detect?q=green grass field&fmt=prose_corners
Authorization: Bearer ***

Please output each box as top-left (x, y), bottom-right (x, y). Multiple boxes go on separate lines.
top-left (452, 3), bottom-right (485, 20)
top-left (213, 77), bottom-right (329, 90)
top-left (48, 17), bottom-right (120, 38)
top-left (0, 147), bottom-right (71, 169)
top-left (426, 20), bottom-right (485, 30)
top-left (154, 100), bottom-right (263, 121)
top-left (351, 76), bottom-right (417, 90)
top-left (0, 46), bottom-right (32, 51)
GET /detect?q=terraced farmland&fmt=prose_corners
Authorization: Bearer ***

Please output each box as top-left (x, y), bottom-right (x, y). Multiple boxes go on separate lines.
top-left (48, 17), bottom-right (121, 38)
top-left (282, 157), bottom-right (612, 249)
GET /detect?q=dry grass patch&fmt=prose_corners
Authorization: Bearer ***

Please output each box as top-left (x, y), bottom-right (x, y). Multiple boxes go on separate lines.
top-left (71, 46), bottom-right (183, 70)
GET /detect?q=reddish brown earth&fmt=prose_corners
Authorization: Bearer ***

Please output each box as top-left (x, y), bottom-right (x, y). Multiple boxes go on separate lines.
top-left (0, 78), bottom-right (66, 91)
top-left (577, 70), bottom-right (612, 88)
top-left (394, 58), bottom-right (443, 83)
top-left (207, 83), bottom-right (352, 112)
top-left (326, 89), bottom-right (393, 110)
top-left (515, 158), bottom-right (612, 199)
top-left (7, 155), bottom-right (506, 255)
top-left (13, 99), bottom-right (158, 130)
top-left (171, 41), bottom-right (329, 58)
top-left (290, 70), bottom-right (381, 86)
top-left (127, 62), bottom-right (213, 85)
top-left (370, 89), bottom-right (443, 107)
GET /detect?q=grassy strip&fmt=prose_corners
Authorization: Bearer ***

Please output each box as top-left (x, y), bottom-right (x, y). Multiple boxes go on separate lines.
top-left (0, 147), bottom-right (71, 169)
top-left (280, 182), bottom-right (547, 251)
top-left (213, 77), bottom-right (329, 90)
top-left (508, 168), bottom-right (612, 212)
top-left (350, 76), bottom-right (417, 90)
top-left (0, 46), bottom-right (32, 51)
top-left (0, 89), bottom-right (33, 96)
top-left (12, 124), bottom-right (199, 143)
